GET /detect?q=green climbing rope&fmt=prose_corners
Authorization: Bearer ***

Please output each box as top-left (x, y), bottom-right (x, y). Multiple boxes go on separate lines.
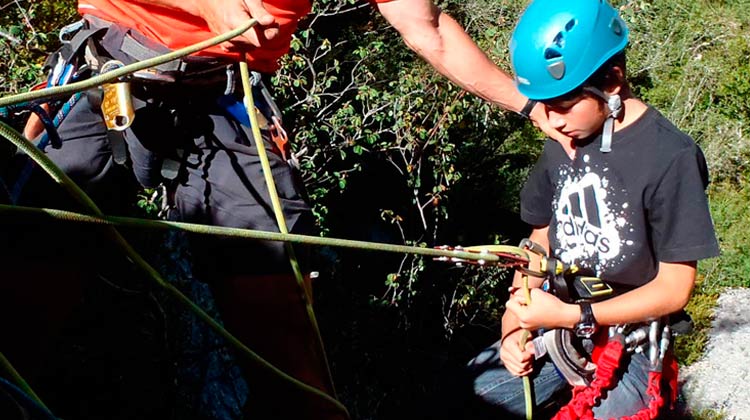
top-left (239, 57), bottom-right (339, 400)
top-left (0, 203), bottom-right (527, 264)
top-left (0, 351), bottom-right (50, 412)
top-left (0, 18), bottom-right (538, 419)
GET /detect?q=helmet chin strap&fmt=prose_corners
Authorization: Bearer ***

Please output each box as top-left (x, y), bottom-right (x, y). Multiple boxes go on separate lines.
top-left (583, 87), bottom-right (622, 153)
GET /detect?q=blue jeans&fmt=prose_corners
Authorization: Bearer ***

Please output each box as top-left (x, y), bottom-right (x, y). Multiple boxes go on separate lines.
top-left (467, 340), bottom-right (653, 418)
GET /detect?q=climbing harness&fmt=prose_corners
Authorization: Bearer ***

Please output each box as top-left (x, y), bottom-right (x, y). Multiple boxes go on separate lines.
top-left (435, 240), bottom-right (680, 420)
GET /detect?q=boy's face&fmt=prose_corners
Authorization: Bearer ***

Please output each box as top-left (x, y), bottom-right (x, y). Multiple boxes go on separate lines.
top-left (541, 90), bottom-right (608, 140)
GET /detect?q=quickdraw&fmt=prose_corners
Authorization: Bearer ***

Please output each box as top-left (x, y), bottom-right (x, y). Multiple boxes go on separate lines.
top-left (433, 244), bottom-right (530, 268)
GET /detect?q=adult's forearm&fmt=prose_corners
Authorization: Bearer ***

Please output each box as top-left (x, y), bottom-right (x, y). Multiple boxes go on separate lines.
top-left (408, 12), bottom-right (527, 113)
top-left (377, 1), bottom-right (528, 113)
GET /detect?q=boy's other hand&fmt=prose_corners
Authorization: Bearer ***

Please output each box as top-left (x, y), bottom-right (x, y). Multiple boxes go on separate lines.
top-left (499, 329), bottom-right (535, 377)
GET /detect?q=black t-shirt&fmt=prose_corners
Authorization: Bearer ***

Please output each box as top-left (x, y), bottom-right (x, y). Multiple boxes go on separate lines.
top-left (520, 106), bottom-right (720, 288)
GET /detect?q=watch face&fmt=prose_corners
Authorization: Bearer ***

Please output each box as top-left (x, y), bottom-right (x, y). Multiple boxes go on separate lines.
top-left (575, 323), bottom-right (597, 338)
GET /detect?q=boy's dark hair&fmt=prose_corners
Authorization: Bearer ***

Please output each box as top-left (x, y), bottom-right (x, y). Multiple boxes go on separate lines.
top-left (584, 51), bottom-right (627, 91)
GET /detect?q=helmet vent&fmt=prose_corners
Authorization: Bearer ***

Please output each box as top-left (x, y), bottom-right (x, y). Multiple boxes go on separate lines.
top-left (542, 18), bottom-right (577, 80)
top-left (610, 18), bottom-right (623, 35)
top-left (545, 48), bottom-right (562, 60)
top-left (565, 18), bottom-right (577, 32)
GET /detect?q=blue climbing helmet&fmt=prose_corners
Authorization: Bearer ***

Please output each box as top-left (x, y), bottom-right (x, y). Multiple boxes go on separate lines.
top-left (510, 0), bottom-right (629, 101)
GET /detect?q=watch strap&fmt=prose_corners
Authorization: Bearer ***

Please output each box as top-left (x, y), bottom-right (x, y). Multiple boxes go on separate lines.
top-left (575, 301), bottom-right (597, 338)
top-left (518, 98), bottom-right (538, 119)
top-left (579, 301), bottom-right (595, 325)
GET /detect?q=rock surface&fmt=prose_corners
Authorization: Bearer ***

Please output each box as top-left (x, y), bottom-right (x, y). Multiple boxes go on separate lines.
top-left (680, 288), bottom-right (750, 419)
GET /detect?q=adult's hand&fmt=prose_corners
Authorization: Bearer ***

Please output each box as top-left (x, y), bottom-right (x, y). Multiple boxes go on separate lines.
top-left (499, 329), bottom-right (535, 377)
top-left (193, 0), bottom-right (278, 51)
top-left (528, 101), bottom-right (572, 143)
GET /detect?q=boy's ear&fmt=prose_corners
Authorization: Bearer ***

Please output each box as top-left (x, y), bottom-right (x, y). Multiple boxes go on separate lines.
top-left (604, 66), bottom-right (626, 96)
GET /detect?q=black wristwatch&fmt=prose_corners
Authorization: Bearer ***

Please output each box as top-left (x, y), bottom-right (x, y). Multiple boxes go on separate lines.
top-left (518, 98), bottom-right (538, 119)
top-left (575, 302), bottom-right (597, 338)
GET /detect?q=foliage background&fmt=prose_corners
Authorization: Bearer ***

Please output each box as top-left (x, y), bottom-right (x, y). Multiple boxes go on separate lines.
top-left (2, 0), bottom-right (749, 419)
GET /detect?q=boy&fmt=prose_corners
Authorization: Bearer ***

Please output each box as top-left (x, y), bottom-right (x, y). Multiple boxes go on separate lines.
top-left (466, 0), bottom-right (720, 418)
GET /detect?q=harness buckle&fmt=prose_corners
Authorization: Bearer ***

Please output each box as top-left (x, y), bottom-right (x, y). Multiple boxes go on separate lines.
top-left (59, 20), bottom-right (84, 44)
top-left (572, 276), bottom-right (613, 300)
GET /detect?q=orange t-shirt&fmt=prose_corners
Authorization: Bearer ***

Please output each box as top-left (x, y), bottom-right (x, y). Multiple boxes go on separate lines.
top-left (78, 0), bottom-right (395, 73)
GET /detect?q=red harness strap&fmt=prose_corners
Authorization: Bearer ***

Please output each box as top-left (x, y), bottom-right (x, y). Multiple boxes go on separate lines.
top-left (552, 336), bottom-right (678, 420)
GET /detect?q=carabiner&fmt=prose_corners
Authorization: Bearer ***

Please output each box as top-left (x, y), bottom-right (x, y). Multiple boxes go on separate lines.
top-left (516, 238), bottom-right (547, 277)
top-left (59, 20), bottom-right (84, 44)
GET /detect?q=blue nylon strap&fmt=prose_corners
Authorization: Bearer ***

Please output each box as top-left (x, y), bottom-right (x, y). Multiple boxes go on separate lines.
top-left (217, 79), bottom-right (277, 128)
top-left (28, 104), bottom-right (62, 149)
top-left (217, 94), bottom-right (252, 127)
top-left (9, 93), bottom-right (82, 204)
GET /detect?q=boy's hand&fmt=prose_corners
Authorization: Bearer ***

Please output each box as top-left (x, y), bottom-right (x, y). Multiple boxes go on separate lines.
top-left (499, 329), bottom-right (535, 377)
top-left (506, 288), bottom-right (577, 331)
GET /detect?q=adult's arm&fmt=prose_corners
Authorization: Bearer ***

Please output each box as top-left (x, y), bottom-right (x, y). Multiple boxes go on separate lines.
top-left (375, 0), bottom-right (564, 141)
top-left (375, 0), bottom-right (525, 112)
